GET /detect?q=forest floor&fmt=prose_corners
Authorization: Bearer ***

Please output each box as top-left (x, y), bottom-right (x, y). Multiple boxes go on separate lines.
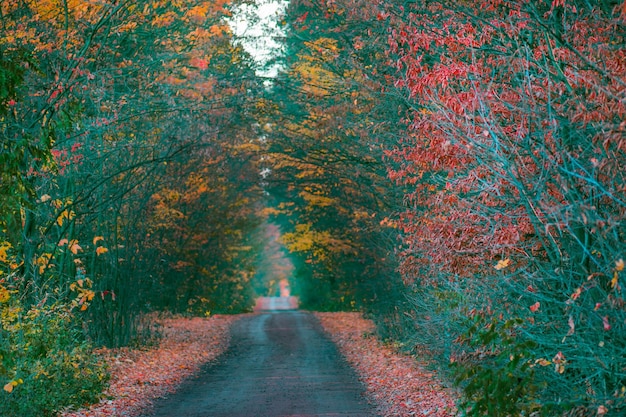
top-left (62, 311), bottom-right (458, 417)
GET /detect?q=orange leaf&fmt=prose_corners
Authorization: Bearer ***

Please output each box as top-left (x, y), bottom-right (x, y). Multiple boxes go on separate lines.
top-left (494, 258), bottom-right (511, 270)
top-left (96, 246), bottom-right (108, 256)
top-left (69, 240), bottom-right (82, 255)
top-left (190, 57), bottom-right (209, 70)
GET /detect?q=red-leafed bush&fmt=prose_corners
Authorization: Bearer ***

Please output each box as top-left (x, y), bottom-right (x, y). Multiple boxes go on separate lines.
top-left (386, 0), bottom-right (625, 414)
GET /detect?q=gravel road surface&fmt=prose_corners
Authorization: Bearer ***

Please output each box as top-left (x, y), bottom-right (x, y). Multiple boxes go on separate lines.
top-left (143, 311), bottom-right (376, 417)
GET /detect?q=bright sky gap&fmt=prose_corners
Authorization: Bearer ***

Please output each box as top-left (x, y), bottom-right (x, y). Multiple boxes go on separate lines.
top-left (227, 0), bottom-right (289, 78)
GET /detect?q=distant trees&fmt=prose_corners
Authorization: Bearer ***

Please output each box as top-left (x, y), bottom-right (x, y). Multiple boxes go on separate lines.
top-left (259, 0), bottom-right (406, 312)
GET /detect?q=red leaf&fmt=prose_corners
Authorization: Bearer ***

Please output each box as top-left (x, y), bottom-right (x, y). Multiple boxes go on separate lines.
top-left (295, 11), bottom-right (308, 24)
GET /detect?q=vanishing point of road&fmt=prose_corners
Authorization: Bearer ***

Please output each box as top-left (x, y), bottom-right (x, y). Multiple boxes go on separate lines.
top-left (142, 311), bottom-right (377, 417)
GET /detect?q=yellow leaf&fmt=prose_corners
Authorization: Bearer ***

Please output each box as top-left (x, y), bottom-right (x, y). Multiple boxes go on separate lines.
top-left (93, 236), bottom-right (104, 245)
top-left (40, 194), bottom-right (51, 202)
top-left (0, 242), bottom-right (11, 263)
top-left (616, 259), bottom-right (624, 272)
top-left (56, 210), bottom-right (76, 227)
top-left (3, 382), bottom-right (13, 393)
top-left (56, 211), bottom-right (65, 226)
top-left (494, 258), bottom-right (511, 270)
top-left (0, 286), bottom-right (10, 303)
top-left (36, 253), bottom-right (52, 274)
top-left (610, 272), bottom-right (618, 289)
top-left (96, 246), bottom-right (108, 256)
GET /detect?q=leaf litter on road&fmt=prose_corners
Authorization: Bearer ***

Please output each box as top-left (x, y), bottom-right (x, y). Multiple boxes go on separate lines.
top-left (63, 312), bottom-right (456, 417)
top-left (62, 314), bottom-right (244, 417)
top-left (315, 312), bottom-right (458, 417)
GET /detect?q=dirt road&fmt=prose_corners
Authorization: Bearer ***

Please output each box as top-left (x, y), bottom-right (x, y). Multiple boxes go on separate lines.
top-left (143, 311), bottom-right (376, 417)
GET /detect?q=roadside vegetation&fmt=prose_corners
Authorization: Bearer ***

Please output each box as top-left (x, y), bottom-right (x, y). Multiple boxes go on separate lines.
top-left (1, 1), bottom-right (261, 415)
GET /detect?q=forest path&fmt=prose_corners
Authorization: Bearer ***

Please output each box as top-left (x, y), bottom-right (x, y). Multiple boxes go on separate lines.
top-left (142, 311), bottom-right (377, 417)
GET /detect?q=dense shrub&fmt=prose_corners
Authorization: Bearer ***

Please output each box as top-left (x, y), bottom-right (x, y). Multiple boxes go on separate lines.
top-left (0, 294), bottom-right (108, 417)
top-left (387, 0), bottom-right (626, 414)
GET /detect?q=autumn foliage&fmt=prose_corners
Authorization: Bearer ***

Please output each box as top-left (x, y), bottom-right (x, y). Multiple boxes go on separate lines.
top-left (1, 0), bottom-right (262, 415)
top-left (380, 1), bottom-right (625, 414)
top-left (1, 0), bottom-right (625, 415)
top-left (275, 0), bottom-right (625, 415)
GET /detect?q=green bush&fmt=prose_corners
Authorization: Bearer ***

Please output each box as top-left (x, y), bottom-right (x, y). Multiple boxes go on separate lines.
top-left (0, 296), bottom-right (109, 417)
top-left (453, 316), bottom-right (540, 417)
